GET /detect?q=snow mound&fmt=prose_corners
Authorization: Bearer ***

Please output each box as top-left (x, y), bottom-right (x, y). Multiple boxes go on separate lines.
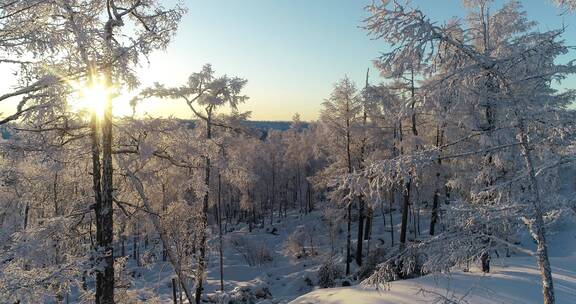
top-left (291, 237), bottom-right (576, 303)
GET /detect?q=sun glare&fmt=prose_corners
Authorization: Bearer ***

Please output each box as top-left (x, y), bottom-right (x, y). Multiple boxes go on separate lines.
top-left (69, 77), bottom-right (111, 120)
top-left (68, 76), bottom-right (135, 119)
top-left (81, 81), bottom-right (109, 119)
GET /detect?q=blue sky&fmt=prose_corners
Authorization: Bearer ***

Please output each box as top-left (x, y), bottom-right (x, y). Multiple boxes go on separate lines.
top-left (134, 0), bottom-right (574, 121)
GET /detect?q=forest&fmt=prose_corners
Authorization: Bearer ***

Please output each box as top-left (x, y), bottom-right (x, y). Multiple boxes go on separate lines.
top-left (1, 0), bottom-right (576, 303)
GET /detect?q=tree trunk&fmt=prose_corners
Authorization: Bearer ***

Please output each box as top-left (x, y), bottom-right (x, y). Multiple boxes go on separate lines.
top-left (365, 208), bottom-right (373, 258)
top-left (196, 109), bottom-right (213, 304)
top-left (94, 19), bottom-right (116, 304)
top-left (307, 181), bottom-right (313, 212)
top-left (65, 8), bottom-right (113, 300)
top-left (23, 202), bottom-right (29, 230)
top-left (297, 166), bottom-right (303, 214)
top-left (217, 173), bottom-right (224, 292)
top-left (121, 232), bottom-right (125, 257)
top-left (96, 97), bottom-right (114, 304)
top-left (401, 68), bottom-right (417, 246)
top-left (134, 222), bottom-right (140, 266)
top-left (430, 124), bottom-right (444, 236)
top-left (517, 125), bottom-right (555, 304)
top-left (345, 92), bottom-right (353, 274)
top-left (411, 201), bottom-right (417, 239)
top-left (430, 190), bottom-right (440, 236)
top-left (400, 180), bottom-right (410, 245)
top-left (356, 196), bottom-right (365, 266)
top-left (271, 162), bottom-right (275, 225)
top-left (172, 278), bottom-right (178, 304)
top-left (345, 203), bottom-right (352, 275)
top-left (364, 208), bottom-right (372, 240)
top-left (389, 190), bottom-right (394, 246)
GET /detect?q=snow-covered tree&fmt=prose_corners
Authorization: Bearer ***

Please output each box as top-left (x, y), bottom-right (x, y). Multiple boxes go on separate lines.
top-left (142, 64), bottom-right (248, 303)
top-left (362, 1), bottom-right (576, 303)
top-left (315, 77), bottom-right (365, 275)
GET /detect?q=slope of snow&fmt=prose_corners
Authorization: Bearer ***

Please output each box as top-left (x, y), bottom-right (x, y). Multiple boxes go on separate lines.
top-left (126, 212), bottom-right (327, 303)
top-left (291, 224), bottom-right (576, 304)
top-left (290, 257), bottom-right (576, 303)
top-left (122, 206), bottom-right (576, 303)
top-left (290, 165), bottom-right (576, 304)
top-left (121, 165), bottom-right (576, 303)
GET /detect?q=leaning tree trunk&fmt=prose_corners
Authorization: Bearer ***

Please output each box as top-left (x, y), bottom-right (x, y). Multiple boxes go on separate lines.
top-left (516, 121), bottom-right (555, 304)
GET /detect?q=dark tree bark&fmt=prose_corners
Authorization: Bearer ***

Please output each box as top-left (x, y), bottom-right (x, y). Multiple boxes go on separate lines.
top-left (172, 278), bottom-right (178, 304)
top-left (96, 80), bottom-right (114, 304)
top-left (271, 162), bottom-right (276, 225)
top-left (430, 191), bottom-right (440, 236)
top-left (307, 181), bottom-right (313, 213)
top-left (345, 96), bottom-right (353, 275)
top-left (389, 191), bottom-right (394, 245)
top-left (355, 196), bottom-right (365, 266)
top-left (400, 181), bottom-right (410, 245)
top-left (93, 13), bottom-right (120, 304)
top-left (481, 251), bottom-right (490, 273)
top-left (90, 110), bottom-right (106, 298)
top-left (217, 173), bottom-right (224, 292)
top-left (355, 72), bottom-right (370, 266)
top-left (364, 208), bottom-right (372, 240)
top-left (23, 202), bottom-right (29, 230)
top-left (345, 203), bottom-right (352, 276)
top-left (195, 106), bottom-right (213, 304)
top-left (400, 68), bottom-right (418, 246)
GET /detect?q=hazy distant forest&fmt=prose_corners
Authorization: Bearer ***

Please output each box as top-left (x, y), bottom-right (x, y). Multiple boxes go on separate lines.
top-left (1, 1), bottom-right (576, 304)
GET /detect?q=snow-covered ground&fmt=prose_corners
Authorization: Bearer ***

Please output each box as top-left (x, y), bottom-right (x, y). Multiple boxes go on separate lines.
top-left (289, 165), bottom-right (576, 304)
top-left (122, 168), bottom-right (576, 303)
top-left (122, 205), bottom-right (576, 304)
top-left (290, 256), bottom-right (576, 304)
top-left (291, 223), bottom-right (576, 304)
top-left (126, 212), bottom-right (328, 303)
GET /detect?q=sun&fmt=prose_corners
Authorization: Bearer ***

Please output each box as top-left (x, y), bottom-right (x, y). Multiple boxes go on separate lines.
top-left (68, 75), bottom-right (141, 119)
top-left (68, 76), bottom-right (112, 120)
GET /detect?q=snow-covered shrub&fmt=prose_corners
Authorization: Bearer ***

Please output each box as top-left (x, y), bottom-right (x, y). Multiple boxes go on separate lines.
top-left (317, 258), bottom-right (344, 288)
top-left (283, 228), bottom-right (307, 259)
top-left (230, 236), bottom-right (273, 266)
top-left (283, 226), bottom-right (317, 259)
top-left (209, 286), bottom-right (269, 304)
top-left (358, 247), bottom-right (386, 280)
top-left (364, 246), bottom-right (425, 287)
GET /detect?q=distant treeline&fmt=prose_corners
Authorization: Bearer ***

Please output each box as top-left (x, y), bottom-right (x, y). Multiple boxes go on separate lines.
top-left (180, 119), bottom-right (309, 132)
